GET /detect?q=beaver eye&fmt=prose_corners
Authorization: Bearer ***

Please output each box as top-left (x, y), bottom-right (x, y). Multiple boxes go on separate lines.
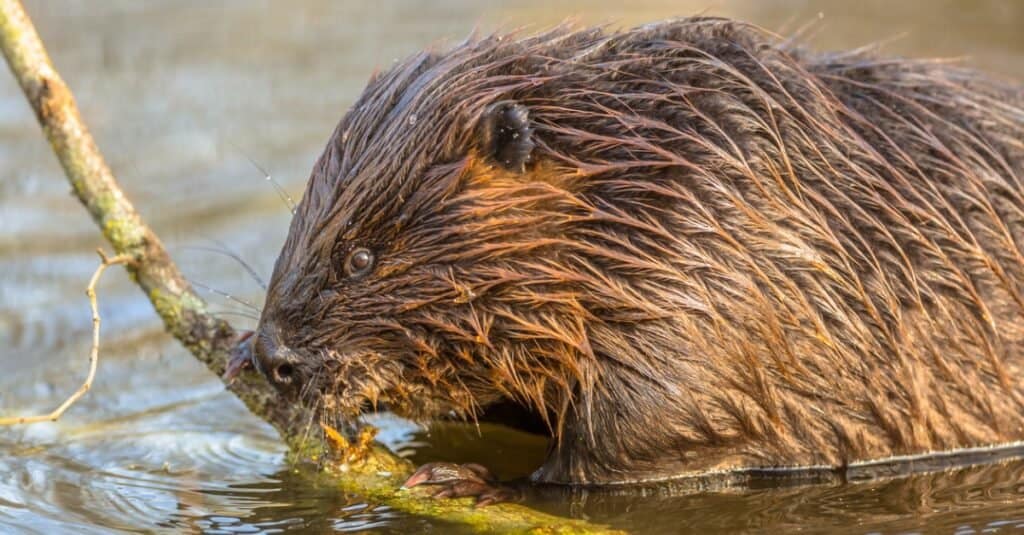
top-left (344, 248), bottom-right (374, 277)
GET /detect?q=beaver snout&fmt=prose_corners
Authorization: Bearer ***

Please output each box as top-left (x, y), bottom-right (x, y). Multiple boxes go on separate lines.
top-left (252, 329), bottom-right (305, 394)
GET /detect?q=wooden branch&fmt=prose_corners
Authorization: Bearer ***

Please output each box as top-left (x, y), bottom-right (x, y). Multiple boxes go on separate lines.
top-left (0, 1), bottom-right (620, 532)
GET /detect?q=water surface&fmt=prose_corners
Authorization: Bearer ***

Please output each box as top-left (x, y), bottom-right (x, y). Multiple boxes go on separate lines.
top-left (1, 1), bottom-right (1023, 533)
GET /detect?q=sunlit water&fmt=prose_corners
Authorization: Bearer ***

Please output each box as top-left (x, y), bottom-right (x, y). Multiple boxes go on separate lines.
top-left (1, 1), bottom-right (1022, 533)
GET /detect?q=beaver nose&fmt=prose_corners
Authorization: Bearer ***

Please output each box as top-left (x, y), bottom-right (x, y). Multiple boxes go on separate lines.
top-left (252, 331), bottom-right (302, 392)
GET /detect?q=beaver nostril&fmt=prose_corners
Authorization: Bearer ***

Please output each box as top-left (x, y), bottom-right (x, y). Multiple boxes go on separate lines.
top-left (273, 362), bottom-right (295, 383)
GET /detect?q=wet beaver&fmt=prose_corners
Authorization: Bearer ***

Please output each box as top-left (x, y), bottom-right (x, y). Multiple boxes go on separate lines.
top-left (247, 17), bottom-right (1024, 497)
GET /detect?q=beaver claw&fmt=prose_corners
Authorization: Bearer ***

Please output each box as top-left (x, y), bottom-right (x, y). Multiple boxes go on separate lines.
top-left (402, 462), bottom-right (520, 506)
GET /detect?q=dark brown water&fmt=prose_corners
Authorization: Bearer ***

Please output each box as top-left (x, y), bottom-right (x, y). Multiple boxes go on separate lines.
top-left (1, 1), bottom-right (1022, 533)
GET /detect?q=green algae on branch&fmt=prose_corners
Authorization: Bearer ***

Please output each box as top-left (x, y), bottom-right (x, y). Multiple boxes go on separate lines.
top-left (313, 425), bottom-right (622, 534)
top-left (0, 1), bottom-right (619, 532)
top-left (331, 469), bottom-right (620, 535)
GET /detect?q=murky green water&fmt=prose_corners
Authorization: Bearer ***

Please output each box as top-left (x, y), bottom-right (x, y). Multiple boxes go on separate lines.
top-left (1, 1), bottom-right (1022, 533)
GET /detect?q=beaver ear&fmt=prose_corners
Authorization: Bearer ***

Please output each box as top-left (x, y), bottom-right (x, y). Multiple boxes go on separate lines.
top-left (479, 101), bottom-right (534, 173)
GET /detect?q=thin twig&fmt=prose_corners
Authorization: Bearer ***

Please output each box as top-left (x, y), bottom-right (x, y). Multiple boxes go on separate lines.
top-left (0, 249), bottom-right (130, 426)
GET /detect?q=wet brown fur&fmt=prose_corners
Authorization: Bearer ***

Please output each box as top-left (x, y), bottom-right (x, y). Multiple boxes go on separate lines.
top-left (256, 17), bottom-right (1024, 485)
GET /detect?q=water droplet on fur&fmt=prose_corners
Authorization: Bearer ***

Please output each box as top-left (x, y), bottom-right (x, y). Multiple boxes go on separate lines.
top-left (409, 114), bottom-right (417, 126)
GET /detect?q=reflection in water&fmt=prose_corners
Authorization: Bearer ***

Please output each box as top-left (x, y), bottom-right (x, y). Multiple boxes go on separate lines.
top-left (0, 0), bottom-right (1022, 532)
top-left (526, 460), bottom-right (1024, 533)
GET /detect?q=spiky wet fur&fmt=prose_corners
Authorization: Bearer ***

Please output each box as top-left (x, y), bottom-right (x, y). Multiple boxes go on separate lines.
top-left (258, 17), bottom-right (1024, 485)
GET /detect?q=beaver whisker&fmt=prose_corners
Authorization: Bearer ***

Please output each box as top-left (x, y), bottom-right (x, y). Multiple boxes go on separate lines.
top-left (300, 365), bottom-right (327, 405)
top-left (240, 148), bottom-right (299, 213)
top-left (188, 238), bottom-right (269, 291)
top-left (228, 143), bottom-right (298, 215)
top-left (300, 396), bottom-right (323, 453)
top-left (208, 309), bottom-right (260, 321)
top-left (182, 245), bottom-right (267, 290)
top-left (189, 279), bottom-right (261, 311)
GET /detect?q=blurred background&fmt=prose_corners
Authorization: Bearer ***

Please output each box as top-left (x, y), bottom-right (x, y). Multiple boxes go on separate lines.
top-left (0, 1), bottom-right (1022, 533)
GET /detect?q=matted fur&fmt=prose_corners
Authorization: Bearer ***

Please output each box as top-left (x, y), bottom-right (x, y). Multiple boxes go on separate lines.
top-left (256, 17), bottom-right (1024, 485)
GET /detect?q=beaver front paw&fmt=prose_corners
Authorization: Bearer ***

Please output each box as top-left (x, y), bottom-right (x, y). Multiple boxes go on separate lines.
top-left (402, 462), bottom-right (520, 506)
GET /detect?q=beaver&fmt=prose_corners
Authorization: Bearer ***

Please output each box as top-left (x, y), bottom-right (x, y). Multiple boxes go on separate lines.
top-left (245, 17), bottom-right (1024, 499)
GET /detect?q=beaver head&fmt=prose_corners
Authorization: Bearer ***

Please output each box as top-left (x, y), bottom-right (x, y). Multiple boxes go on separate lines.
top-left (252, 29), bottom-right (599, 426)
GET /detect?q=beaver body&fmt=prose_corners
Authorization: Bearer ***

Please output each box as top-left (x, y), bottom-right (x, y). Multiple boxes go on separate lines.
top-left (252, 18), bottom-right (1024, 486)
